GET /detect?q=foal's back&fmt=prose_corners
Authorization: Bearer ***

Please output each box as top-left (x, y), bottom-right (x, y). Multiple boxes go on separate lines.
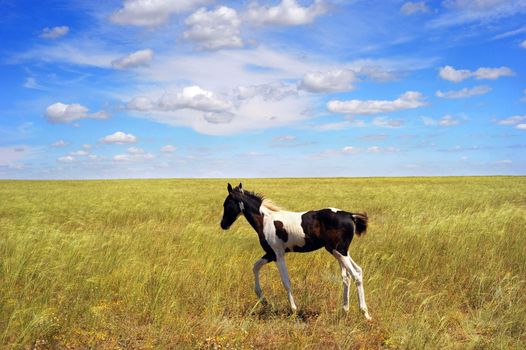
top-left (261, 207), bottom-right (360, 254)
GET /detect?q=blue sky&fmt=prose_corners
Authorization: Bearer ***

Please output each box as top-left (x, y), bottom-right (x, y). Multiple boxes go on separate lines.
top-left (1, 0), bottom-right (525, 179)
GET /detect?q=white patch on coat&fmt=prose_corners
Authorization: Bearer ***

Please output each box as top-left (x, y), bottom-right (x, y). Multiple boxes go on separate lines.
top-left (260, 205), bottom-right (306, 254)
top-left (329, 207), bottom-right (341, 213)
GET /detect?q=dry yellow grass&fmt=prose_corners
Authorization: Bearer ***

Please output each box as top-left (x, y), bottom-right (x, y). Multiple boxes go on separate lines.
top-left (1, 177), bottom-right (525, 349)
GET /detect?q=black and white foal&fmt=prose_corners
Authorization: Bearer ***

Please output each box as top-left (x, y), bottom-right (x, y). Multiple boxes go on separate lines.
top-left (220, 183), bottom-right (371, 320)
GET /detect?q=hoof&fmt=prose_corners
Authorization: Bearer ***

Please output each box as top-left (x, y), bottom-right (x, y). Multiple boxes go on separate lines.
top-left (291, 305), bottom-right (298, 313)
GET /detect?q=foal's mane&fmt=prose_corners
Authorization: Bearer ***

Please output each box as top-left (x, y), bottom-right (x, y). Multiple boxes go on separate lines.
top-left (261, 198), bottom-right (282, 212)
top-left (244, 190), bottom-right (282, 212)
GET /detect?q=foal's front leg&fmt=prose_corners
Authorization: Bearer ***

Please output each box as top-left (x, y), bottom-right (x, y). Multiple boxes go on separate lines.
top-left (252, 255), bottom-right (271, 302)
top-left (276, 255), bottom-right (297, 312)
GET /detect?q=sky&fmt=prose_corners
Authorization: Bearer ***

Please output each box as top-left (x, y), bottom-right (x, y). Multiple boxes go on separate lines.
top-left (0, 0), bottom-right (525, 179)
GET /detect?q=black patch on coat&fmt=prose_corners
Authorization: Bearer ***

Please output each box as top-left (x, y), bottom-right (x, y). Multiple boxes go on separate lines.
top-left (261, 252), bottom-right (275, 263)
top-left (274, 220), bottom-right (288, 242)
top-left (300, 209), bottom-right (357, 255)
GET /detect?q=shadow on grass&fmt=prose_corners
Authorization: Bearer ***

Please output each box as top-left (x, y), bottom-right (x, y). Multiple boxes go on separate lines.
top-left (247, 301), bottom-right (320, 323)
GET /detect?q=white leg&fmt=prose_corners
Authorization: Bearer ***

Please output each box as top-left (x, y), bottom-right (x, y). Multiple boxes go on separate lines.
top-left (276, 257), bottom-right (297, 312)
top-left (347, 255), bottom-right (361, 273)
top-left (253, 257), bottom-right (270, 301)
top-left (332, 250), bottom-right (371, 320)
top-left (337, 260), bottom-right (351, 312)
top-left (345, 255), bottom-right (371, 320)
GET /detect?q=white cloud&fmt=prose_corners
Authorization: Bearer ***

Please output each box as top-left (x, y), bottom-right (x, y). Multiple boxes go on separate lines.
top-left (401, 2), bottom-right (430, 15)
top-left (521, 40), bottom-right (526, 48)
top-left (0, 146), bottom-right (37, 167)
top-left (18, 42), bottom-right (120, 69)
top-left (110, 0), bottom-right (209, 26)
top-left (58, 155), bottom-right (75, 163)
top-left (298, 66), bottom-right (396, 94)
top-left (439, 65), bottom-right (514, 82)
top-left (113, 45), bottom-right (429, 93)
top-left (273, 135), bottom-right (296, 142)
top-left (111, 49), bottom-right (153, 69)
top-left (117, 47), bottom-right (433, 135)
top-left (438, 65), bottom-right (471, 82)
top-left (126, 84), bottom-right (310, 135)
top-left (436, 85), bottom-right (491, 99)
top-left (421, 116), bottom-right (435, 126)
top-left (113, 154), bottom-right (131, 161)
top-left (496, 115), bottom-right (526, 125)
top-left (342, 146), bottom-right (359, 154)
top-left (161, 145), bottom-right (177, 152)
top-left (126, 96), bottom-right (156, 111)
top-left (100, 131), bottom-right (137, 144)
top-left (474, 66), bottom-right (514, 80)
top-left (114, 153), bottom-right (155, 162)
top-left (327, 91), bottom-right (426, 115)
top-left (492, 25), bottom-right (526, 40)
top-left (202, 111), bottom-right (234, 124)
top-left (184, 6), bottom-right (243, 50)
top-left (309, 118), bottom-right (366, 131)
top-left (236, 82), bottom-right (297, 101)
top-left (517, 124), bottom-right (526, 130)
top-left (372, 117), bottom-right (404, 128)
top-left (299, 69), bottom-right (358, 93)
top-left (367, 146), bottom-right (399, 153)
top-left (439, 116), bottom-right (461, 126)
top-left (429, 0), bottom-right (526, 28)
top-left (44, 102), bottom-right (109, 123)
top-left (246, 0), bottom-right (326, 26)
top-left (337, 145), bottom-right (399, 155)
top-left (131, 86), bottom-right (235, 126)
top-left (358, 66), bottom-right (397, 82)
top-left (423, 115), bottom-right (462, 126)
top-left (40, 26), bottom-right (69, 39)
top-left (23, 77), bottom-right (42, 89)
top-left (445, 0), bottom-right (516, 11)
top-left (50, 140), bottom-right (68, 147)
top-left (69, 150), bottom-right (89, 157)
top-left (127, 147), bottom-right (145, 154)
top-left (158, 86), bottom-right (232, 112)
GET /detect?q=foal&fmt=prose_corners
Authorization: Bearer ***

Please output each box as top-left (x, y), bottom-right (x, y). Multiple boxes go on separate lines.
top-left (220, 183), bottom-right (371, 320)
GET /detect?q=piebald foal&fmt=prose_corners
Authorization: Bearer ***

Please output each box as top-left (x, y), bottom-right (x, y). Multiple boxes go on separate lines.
top-left (220, 183), bottom-right (371, 320)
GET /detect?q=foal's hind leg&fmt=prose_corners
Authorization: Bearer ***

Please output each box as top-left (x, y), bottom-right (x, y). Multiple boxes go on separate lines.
top-left (253, 255), bottom-right (271, 302)
top-left (332, 250), bottom-right (371, 320)
top-left (337, 260), bottom-right (351, 312)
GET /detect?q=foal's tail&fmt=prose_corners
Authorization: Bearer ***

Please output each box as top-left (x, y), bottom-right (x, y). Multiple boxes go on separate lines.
top-left (351, 212), bottom-right (368, 236)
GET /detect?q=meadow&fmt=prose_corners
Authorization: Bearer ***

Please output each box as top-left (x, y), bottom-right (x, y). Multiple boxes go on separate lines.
top-left (0, 177), bottom-right (525, 349)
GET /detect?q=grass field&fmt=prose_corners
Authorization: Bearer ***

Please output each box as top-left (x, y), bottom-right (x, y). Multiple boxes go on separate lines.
top-left (1, 177), bottom-right (525, 349)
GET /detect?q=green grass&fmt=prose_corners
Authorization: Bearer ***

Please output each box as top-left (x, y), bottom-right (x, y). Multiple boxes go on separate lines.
top-left (1, 177), bottom-right (525, 349)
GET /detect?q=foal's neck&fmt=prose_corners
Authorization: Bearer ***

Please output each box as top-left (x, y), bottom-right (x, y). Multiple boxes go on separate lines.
top-left (239, 193), bottom-right (264, 235)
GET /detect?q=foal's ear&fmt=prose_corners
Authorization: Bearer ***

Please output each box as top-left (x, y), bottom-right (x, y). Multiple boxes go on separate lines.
top-left (227, 183), bottom-right (233, 193)
top-left (238, 182), bottom-right (243, 190)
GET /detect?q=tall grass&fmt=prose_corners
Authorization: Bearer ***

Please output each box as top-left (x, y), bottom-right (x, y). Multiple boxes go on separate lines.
top-left (1, 177), bottom-right (525, 349)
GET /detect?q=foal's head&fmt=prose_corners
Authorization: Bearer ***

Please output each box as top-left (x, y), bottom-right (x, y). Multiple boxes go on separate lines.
top-left (220, 182), bottom-right (244, 230)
